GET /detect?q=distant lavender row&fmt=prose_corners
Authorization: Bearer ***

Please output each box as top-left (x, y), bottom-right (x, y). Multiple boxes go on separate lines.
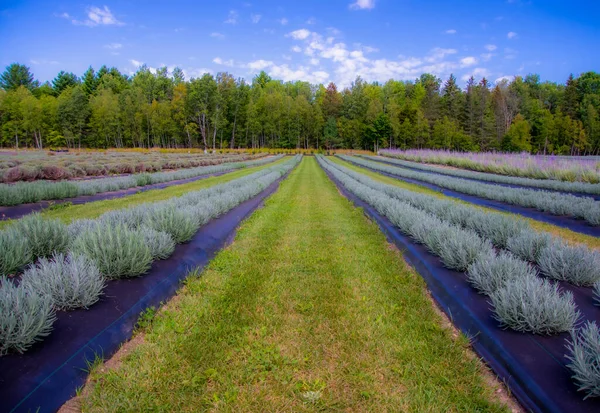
top-left (380, 149), bottom-right (600, 184)
top-left (0, 152), bottom-right (264, 183)
top-left (0, 155), bottom-right (282, 206)
top-left (367, 155), bottom-right (600, 195)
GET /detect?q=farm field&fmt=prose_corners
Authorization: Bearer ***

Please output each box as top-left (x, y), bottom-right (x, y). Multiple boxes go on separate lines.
top-left (2, 155), bottom-right (600, 413)
top-left (0, 151), bottom-right (266, 183)
top-left (380, 149), bottom-right (600, 184)
top-left (70, 157), bottom-right (513, 412)
top-left (0, 155), bottom-right (288, 228)
top-left (341, 154), bottom-right (600, 234)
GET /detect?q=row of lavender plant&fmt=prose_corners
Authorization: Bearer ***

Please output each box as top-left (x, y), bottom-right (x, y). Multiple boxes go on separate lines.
top-left (371, 155), bottom-right (600, 195)
top-left (331, 158), bottom-right (600, 287)
top-left (341, 155), bottom-right (600, 226)
top-left (318, 155), bottom-right (599, 399)
top-left (380, 149), bottom-right (600, 184)
top-left (0, 152), bottom-right (263, 183)
top-left (0, 155), bottom-right (301, 356)
top-left (0, 155), bottom-right (283, 206)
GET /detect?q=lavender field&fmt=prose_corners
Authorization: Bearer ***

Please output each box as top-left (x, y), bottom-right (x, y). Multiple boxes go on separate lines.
top-left (380, 149), bottom-right (600, 184)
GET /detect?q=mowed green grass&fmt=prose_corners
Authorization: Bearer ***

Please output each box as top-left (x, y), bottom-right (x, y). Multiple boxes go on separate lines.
top-left (0, 157), bottom-right (287, 227)
top-left (332, 156), bottom-right (600, 250)
top-left (80, 157), bottom-right (509, 412)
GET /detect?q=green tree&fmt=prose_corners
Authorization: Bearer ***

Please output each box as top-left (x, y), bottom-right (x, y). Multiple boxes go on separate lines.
top-left (0, 63), bottom-right (38, 91)
top-left (502, 114), bottom-right (531, 152)
top-left (52, 71), bottom-right (80, 95)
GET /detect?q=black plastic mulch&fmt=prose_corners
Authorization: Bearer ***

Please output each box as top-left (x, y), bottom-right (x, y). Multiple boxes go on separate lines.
top-left (370, 156), bottom-right (600, 201)
top-left (0, 171), bottom-right (233, 221)
top-left (323, 166), bottom-right (600, 413)
top-left (0, 173), bottom-right (288, 413)
top-left (343, 158), bottom-right (600, 238)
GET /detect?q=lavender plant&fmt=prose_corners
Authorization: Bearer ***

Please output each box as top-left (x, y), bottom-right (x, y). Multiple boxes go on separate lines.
top-left (467, 250), bottom-right (538, 295)
top-left (341, 155), bottom-right (600, 226)
top-left (490, 276), bottom-right (580, 334)
top-left (538, 241), bottom-right (600, 286)
top-left (72, 224), bottom-right (153, 279)
top-left (0, 155), bottom-right (282, 207)
top-left (506, 230), bottom-right (552, 262)
top-left (327, 155), bottom-right (600, 288)
top-left (318, 155), bottom-right (582, 335)
top-left (13, 214), bottom-right (69, 259)
top-left (144, 207), bottom-right (199, 243)
top-left (139, 226), bottom-right (176, 259)
top-left (0, 227), bottom-right (31, 276)
top-left (0, 279), bottom-right (56, 355)
top-left (566, 321), bottom-right (600, 399)
top-left (369, 155), bottom-right (600, 195)
top-left (21, 253), bottom-right (106, 310)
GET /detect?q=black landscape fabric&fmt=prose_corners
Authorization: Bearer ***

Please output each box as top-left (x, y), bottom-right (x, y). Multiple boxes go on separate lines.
top-left (344, 157), bottom-right (600, 238)
top-left (323, 166), bottom-right (600, 413)
top-left (370, 156), bottom-right (600, 201)
top-left (0, 170), bottom-right (230, 221)
top-left (0, 172), bottom-right (287, 413)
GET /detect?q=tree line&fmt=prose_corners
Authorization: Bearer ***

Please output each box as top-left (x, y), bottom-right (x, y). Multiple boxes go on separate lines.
top-left (1, 63), bottom-right (599, 154)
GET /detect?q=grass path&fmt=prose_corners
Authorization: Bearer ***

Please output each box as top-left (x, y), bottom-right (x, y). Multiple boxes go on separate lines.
top-left (0, 157), bottom-right (287, 227)
top-left (331, 157), bottom-right (600, 249)
top-left (79, 157), bottom-right (511, 412)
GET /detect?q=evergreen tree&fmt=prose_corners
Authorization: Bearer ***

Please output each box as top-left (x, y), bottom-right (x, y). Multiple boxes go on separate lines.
top-left (0, 63), bottom-right (38, 91)
top-left (52, 71), bottom-right (80, 95)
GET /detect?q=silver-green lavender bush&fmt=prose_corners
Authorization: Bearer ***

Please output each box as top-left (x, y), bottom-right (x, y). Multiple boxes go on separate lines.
top-left (144, 207), bottom-right (199, 243)
top-left (467, 250), bottom-right (538, 295)
top-left (566, 321), bottom-right (600, 399)
top-left (139, 226), bottom-right (175, 260)
top-left (538, 240), bottom-right (600, 286)
top-left (0, 227), bottom-right (31, 276)
top-left (490, 276), bottom-right (580, 334)
top-left (20, 253), bottom-right (106, 310)
top-left (506, 230), bottom-right (552, 263)
top-left (72, 224), bottom-right (153, 279)
top-left (0, 279), bottom-right (56, 355)
top-left (13, 214), bottom-right (69, 259)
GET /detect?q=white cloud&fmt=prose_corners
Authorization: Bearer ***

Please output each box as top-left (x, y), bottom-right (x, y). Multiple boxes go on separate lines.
top-left (104, 43), bottom-right (122, 50)
top-left (484, 44), bottom-right (497, 51)
top-left (210, 32), bottom-right (225, 39)
top-left (250, 13), bottom-right (261, 23)
top-left (69, 6), bottom-right (123, 27)
top-left (130, 59), bottom-right (143, 67)
top-left (460, 56), bottom-right (477, 67)
top-left (225, 10), bottom-right (238, 24)
top-left (227, 27), bottom-right (498, 87)
top-left (247, 59), bottom-right (274, 70)
top-left (265, 63), bottom-right (330, 84)
top-left (425, 47), bottom-right (457, 62)
top-left (349, 0), bottom-right (375, 10)
top-left (306, 17), bottom-right (316, 25)
top-left (278, 17), bottom-right (289, 25)
top-left (507, 31), bottom-right (518, 39)
top-left (213, 57), bottom-right (234, 67)
top-left (288, 29), bottom-right (311, 40)
top-left (445, 29), bottom-right (457, 34)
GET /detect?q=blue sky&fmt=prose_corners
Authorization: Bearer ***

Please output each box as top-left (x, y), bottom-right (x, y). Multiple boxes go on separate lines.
top-left (1, 0), bottom-right (598, 87)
